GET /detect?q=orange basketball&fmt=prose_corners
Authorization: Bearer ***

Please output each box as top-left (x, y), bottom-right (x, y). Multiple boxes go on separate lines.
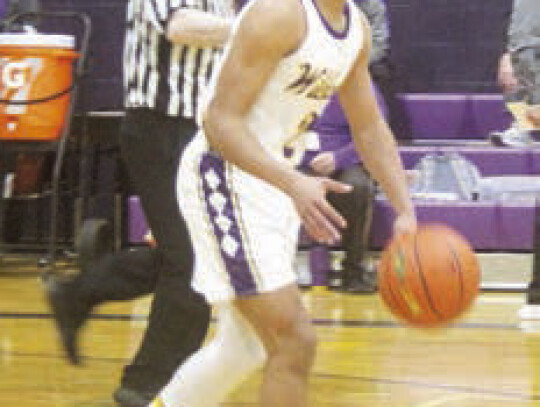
top-left (377, 224), bottom-right (480, 328)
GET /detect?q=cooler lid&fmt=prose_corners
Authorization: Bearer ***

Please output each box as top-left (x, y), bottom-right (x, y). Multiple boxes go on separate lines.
top-left (0, 34), bottom-right (75, 49)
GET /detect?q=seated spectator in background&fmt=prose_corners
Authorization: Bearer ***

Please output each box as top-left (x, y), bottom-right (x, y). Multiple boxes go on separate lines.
top-left (357, 0), bottom-right (397, 130)
top-left (299, 95), bottom-right (377, 293)
top-left (490, 0), bottom-right (540, 147)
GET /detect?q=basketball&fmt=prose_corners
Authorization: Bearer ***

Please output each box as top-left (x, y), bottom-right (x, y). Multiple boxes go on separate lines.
top-left (377, 224), bottom-right (480, 328)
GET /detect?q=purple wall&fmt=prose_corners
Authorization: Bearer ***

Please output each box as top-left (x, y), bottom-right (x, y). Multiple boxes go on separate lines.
top-left (0, 0), bottom-right (6, 19)
top-left (388, 0), bottom-right (512, 93)
top-left (42, 0), bottom-right (125, 111)
top-left (39, 0), bottom-right (512, 111)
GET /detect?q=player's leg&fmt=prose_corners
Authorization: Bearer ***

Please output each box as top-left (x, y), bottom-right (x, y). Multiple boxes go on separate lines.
top-left (169, 150), bottom-right (308, 406)
top-left (236, 283), bottom-right (317, 407)
top-left (154, 303), bottom-right (266, 407)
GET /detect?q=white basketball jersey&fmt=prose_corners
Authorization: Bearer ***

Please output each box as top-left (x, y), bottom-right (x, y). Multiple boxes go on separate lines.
top-left (201, 0), bottom-right (365, 157)
top-left (178, 1), bottom-right (366, 303)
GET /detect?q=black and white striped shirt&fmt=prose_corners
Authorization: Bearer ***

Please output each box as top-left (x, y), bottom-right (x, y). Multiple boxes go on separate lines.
top-left (124, 0), bottom-right (234, 118)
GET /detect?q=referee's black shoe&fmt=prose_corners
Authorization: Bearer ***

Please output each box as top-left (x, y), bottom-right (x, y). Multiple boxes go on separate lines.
top-left (44, 275), bottom-right (91, 365)
top-left (113, 387), bottom-right (155, 407)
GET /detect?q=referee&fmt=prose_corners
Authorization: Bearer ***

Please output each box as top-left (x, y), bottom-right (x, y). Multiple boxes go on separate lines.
top-left (46, 1), bottom-right (235, 406)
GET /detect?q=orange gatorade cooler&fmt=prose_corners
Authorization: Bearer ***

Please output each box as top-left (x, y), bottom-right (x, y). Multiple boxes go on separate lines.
top-left (0, 33), bottom-right (78, 141)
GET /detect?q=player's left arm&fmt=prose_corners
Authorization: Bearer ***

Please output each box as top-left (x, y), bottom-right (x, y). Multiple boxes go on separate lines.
top-left (337, 16), bottom-right (416, 234)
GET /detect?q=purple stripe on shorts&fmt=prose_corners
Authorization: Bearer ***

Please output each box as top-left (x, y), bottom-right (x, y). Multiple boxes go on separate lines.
top-left (199, 152), bottom-right (258, 295)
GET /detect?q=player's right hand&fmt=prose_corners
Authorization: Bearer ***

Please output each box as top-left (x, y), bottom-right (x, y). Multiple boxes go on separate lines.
top-left (289, 174), bottom-right (351, 245)
top-left (527, 105), bottom-right (540, 127)
top-left (393, 212), bottom-right (417, 237)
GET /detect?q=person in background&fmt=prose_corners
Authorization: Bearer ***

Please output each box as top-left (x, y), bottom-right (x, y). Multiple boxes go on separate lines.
top-left (300, 94), bottom-right (376, 293)
top-left (45, 1), bottom-right (235, 407)
top-left (357, 0), bottom-right (402, 135)
top-left (358, 1), bottom-right (393, 109)
top-left (489, 0), bottom-right (540, 147)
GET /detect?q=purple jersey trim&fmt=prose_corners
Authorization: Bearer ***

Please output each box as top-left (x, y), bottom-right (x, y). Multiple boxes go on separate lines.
top-left (309, 0), bottom-right (351, 39)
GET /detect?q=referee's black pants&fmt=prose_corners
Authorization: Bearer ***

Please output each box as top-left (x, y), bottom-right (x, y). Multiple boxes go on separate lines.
top-left (72, 108), bottom-right (210, 394)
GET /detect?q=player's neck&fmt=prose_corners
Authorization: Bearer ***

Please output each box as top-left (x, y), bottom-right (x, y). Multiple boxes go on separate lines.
top-left (313, 0), bottom-right (348, 30)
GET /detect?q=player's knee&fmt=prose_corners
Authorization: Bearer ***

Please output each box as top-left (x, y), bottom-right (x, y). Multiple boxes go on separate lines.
top-left (272, 317), bottom-right (317, 372)
top-left (290, 321), bottom-right (317, 375)
top-left (356, 181), bottom-right (375, 202)
top-left (240, 331), bottom-right (267, 372)
top-left (295, 320), bottom-right (317, 362)
top-left (340, 169), bottom-right (374, 200)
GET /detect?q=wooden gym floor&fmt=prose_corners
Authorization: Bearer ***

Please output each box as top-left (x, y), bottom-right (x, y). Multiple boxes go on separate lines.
top-left (1, 254), bottom-right (539, 407)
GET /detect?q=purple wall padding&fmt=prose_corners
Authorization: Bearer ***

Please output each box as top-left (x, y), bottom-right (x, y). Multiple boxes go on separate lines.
top-left (128, 193), bottom-right (536, 287)
top-left (127, 196), bottom-right (147, 244)
top-left (398, 94), bottom-right (471, 139)
top-left (396, 94), bottom-right (512, 140)
top-left (129, 192), bottom-right (538, 251)
top-left (469, 94), bottom-right (513, 137)
top-left (0, 0), bottom-right (6, 19)
top-left (399, 146), bottom-right (540, 176)
top-left (305, 199), bottom-right (536, 286)
top-left (309, 246), bottom-right (330, 286)
top-left (369, 199), bottom-right (536, 251)
top-left (129, 146), bottom-right (540, 249)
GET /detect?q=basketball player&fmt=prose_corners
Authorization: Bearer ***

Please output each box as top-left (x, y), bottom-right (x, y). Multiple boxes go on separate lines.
top-left (151, 0), bottom-right (416, 406)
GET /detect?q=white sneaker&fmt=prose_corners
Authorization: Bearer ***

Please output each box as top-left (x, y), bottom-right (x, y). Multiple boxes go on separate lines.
top-left (518, 304), bottom-right (540, 333)
top-left (518, 304), bottom-right (540, 320)
top-left (489, 127), bottom-right (533, 147)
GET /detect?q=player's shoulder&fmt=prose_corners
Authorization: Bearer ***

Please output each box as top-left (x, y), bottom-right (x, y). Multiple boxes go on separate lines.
top-left (246, 0), bottom-right (304, 19)
top-left (241, 0), bottom-right (304, 33)
top-left (238, 0), bottom-right (304, 51)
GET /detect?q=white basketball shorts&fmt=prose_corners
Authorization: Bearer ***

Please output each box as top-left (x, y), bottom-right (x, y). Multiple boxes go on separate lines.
top-left (177, 136), bottom-right (300, 304)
